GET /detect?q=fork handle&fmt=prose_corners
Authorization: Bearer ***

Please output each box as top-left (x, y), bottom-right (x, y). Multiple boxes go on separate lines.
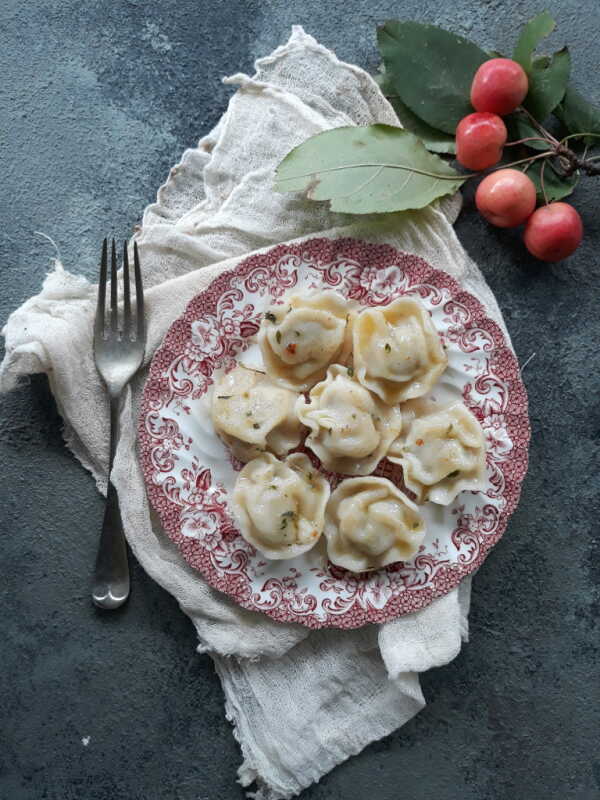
top-left (92, 394), bottom-right (130, 609)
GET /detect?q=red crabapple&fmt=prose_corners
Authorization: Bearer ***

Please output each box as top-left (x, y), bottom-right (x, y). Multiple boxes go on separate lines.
top-left (471, 58), bottom-right (529, 115)
top-left (523, 202), bottom-right (583, 261)
top-left (475, 169), bottom-right (537, 227)
top-left (456, 112), bottom-right (507, 170)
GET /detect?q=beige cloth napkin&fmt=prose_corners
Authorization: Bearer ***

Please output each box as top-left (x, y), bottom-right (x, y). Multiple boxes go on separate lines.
top-left (1, 28), bottom-right (512, 799)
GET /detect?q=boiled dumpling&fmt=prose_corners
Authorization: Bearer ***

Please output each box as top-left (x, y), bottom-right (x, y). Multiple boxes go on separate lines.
top-left (232, 452), bottom-right (330, 559)
top-left (296, 365), bottom-right (402, 476)
top-left (211, 365), bottom-right (303, 462)
top-left (258, 290), bottom-right (353, 390)
top-left (353, 296), bottom-right (447, 404)
top-left (325, 477), bottom-right (425, 572)
top-left (387, 399), bottom-right (487, 504)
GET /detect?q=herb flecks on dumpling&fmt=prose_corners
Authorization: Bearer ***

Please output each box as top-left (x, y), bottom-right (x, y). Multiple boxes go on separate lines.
top-left (232, 452), bottom-right (330, 559)
top-left (388, 399), bottom-right (487, 504)
top-left (353, 296), bottom-right (447, 405)
top-left (211, 365), bottom-right (303, 463)
top-left (296, 365), bottom-right (402, 476)
top-left (258, 290), bottom-right (354, 391)
top-left (325, 477), bottom-right (425, 572)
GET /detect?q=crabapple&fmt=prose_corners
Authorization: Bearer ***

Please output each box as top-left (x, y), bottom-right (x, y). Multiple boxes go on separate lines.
top-left (471, 58), bottom-right (529, 115)
top-left (475, 169), bottom-right (537, 227)
top-left (523, 202), bottom-right (583, 261)
top-left (456, 112), bottom-right (507, 170)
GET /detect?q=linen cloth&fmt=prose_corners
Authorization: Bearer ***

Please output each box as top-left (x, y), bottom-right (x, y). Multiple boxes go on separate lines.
top-left (1, 28), bottom-right (512, 799)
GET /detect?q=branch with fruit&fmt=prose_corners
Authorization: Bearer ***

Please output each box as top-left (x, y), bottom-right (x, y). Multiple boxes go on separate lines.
top-left (274, 12), bottom-right (600, 262)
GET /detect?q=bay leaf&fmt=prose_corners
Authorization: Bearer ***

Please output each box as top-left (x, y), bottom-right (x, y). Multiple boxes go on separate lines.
top-left (274, 124), bottom-right (466, 214)
top-left (377, 21), bottom-right (488, 134)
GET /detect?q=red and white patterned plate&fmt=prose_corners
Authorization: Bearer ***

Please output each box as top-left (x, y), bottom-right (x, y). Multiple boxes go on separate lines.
top-left (138, 238), bottom-right (530, 629)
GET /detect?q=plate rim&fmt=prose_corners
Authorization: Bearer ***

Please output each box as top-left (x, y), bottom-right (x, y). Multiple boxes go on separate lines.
top-left (138, 237), bottom-right (530, 629)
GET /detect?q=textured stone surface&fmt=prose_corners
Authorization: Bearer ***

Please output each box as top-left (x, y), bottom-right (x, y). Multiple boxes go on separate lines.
top-left (1, 1), bottom-right (599, 798)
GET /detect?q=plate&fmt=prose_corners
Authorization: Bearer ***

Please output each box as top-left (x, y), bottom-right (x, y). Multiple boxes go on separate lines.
top-left (139, 238), bottom-right (529, 628)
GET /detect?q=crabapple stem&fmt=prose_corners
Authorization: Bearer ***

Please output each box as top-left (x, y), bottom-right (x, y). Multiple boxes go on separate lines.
top-left (517, 106), bottom-right (560, 147)
top-left (539, 159), bottom-right (549, 205)
top-left (505, 136), bottom-right (553, 147)
top-left (490, 151), bottom-right (555, 171)
top-left (560, 132), bottom-right (600, 144)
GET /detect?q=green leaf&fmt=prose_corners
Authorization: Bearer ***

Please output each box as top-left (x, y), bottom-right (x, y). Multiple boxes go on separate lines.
top-left (526, 159), bottom-right (577, 202)
top-left (534, 55), bottom-right (551, 69)
top-left (506, 112), bottom-right (552, 151)
top-left (525, 48), bottom-right (571, 121)
top-left (377, 21), bottom-right (488, 134)
top-left (513, 11), bottom-right (556, 70)
top-left (389, 96), bottom-right (457, 154)
top-left (375, 72), bottom-right (456, 154)
top-left (512, 13), bottom-right (569, 121)
top-left (555, 85), bottom-right (600, 144)
top-left (274, 124), bottom-right (466, 215)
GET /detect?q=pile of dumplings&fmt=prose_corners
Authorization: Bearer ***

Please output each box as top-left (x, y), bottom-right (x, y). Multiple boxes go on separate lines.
top-left (210, 290), bottom-right (487, 573)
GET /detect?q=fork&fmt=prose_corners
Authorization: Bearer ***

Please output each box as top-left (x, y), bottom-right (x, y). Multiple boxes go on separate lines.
top-left (92, 239), bottom-right (146, 609)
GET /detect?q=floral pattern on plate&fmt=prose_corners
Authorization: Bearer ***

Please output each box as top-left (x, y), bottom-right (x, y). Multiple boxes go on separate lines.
top-left (138, 238), bottom-right (530, 629)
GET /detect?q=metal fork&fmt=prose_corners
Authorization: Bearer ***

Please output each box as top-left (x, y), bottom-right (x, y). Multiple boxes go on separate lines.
top-left (92, 239), bottom-right (146, 609)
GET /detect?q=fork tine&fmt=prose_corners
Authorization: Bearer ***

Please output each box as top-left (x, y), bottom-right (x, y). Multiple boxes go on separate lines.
top-left (122, 241), bottom-right (131, 337)
top-left (133, 241), bottom-right (145, 342)
top-left (95, 238), bottom-right (108, 337)
top-left (110, 239), bottom-right (118, 334)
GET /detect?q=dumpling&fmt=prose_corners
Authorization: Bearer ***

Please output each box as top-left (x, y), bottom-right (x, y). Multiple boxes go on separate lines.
top-left (296, 364), bottom-right (402, 476)
top-left (387, 399), bottom-right (487, 504)
top-left (325, 477), bottom-right (425, 572)
top-left (258, 290), bottom-right (353, 390)
top-left (353, 296), bottom-right (447, 404)
top-left (232, 452), bottom-right (330, 559)
top-left (211, 365), bottom-right (303, 462)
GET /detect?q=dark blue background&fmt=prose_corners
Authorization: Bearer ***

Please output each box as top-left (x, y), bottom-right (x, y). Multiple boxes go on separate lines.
top-left (1, 2), bottom-right (599, 798)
